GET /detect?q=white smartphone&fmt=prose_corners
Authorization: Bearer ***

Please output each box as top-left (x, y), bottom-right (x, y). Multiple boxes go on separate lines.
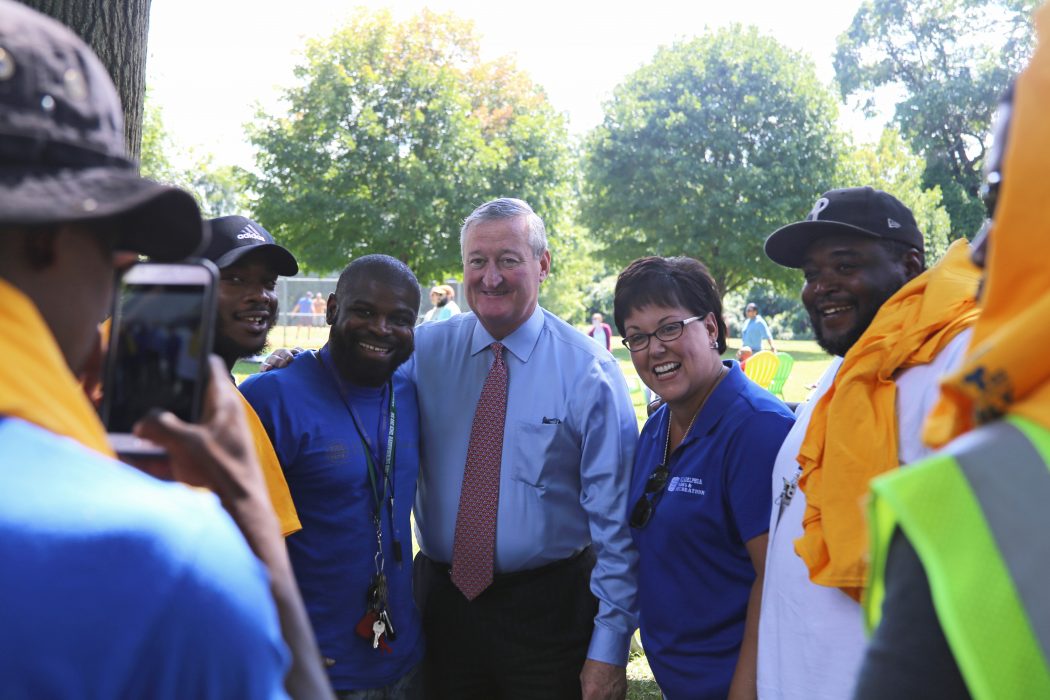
top-left (100, 260), bottom-right (218, 457)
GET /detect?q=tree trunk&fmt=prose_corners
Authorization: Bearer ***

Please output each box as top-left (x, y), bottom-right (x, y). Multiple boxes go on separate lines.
top-left (20, 0), bottom-right (153, 164)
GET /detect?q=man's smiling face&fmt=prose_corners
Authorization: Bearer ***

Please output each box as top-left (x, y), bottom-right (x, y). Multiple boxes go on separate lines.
top-left (462, 214), bottom-right (550, 340)
top-left (800, 233), bottom-right (918, 357)
top-left (214, 250), bottom-right (280, 367)
top-left (327, 273), bottom-right (418, 387)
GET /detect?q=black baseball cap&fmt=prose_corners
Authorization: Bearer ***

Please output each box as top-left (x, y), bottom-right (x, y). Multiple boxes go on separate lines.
top-left (202, 216), bottom-right (298, 276)
top-left (765, 187), bottom-right (924, 268)
top-left (0, 0), bottom-right (203, 261)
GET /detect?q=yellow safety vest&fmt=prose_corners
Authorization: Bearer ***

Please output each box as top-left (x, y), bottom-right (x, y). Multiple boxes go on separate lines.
top-left (866, 415), bottom-right (1050, 700)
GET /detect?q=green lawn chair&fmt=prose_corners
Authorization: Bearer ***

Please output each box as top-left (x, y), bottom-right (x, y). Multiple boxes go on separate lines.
top-left (767, 352), bottom-right (795, 399)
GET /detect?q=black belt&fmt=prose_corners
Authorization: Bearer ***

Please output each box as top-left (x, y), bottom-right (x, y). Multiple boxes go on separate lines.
top-left (423, 546), bottom-right (592, 589)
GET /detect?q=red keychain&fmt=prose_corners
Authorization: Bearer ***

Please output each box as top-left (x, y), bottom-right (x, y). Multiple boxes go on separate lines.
top-left (355, 609), bottom-right (392, 653)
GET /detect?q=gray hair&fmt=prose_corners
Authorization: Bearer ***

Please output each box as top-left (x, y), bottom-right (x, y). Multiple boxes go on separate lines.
top-left (459, 198), bottom-right (548, 259)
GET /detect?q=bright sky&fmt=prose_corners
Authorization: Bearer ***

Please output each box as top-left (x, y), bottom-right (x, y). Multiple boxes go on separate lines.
top-left (147, 0), bottom-right (882, 171)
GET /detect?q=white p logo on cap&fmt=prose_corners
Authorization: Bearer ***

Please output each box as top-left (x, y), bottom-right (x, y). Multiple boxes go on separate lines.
top-left (806, 197), bottom-right (830, 221)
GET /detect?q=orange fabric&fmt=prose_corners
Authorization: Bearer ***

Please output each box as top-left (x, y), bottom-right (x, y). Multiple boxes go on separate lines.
top-left (238, 390), bottom-right (302, 536)
top-left (0, 277), bottom-right (115, 459)
top-left (795, 239), bottom-right (981, 600)
top-left (924, 4), bottom-right (1050, 447)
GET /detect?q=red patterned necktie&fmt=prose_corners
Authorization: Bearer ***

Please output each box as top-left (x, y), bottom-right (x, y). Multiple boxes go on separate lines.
top-left (450, 342), bottom-right (508, 600)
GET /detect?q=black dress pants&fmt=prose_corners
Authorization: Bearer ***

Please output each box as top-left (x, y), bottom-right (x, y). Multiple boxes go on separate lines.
top-left (414, 548), bottom-right (598, 700)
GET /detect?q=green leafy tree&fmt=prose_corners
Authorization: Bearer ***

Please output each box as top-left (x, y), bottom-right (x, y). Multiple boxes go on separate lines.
top-left (249, 10), bottom-right (573, 281)
top-left (834, 0), bottom-right (1036, 238)
top-left (140, 93), bottom-right (249, 217)
top-left (835, 128), bottom-right (952, 262)
top-left (581, 25), bottom-right (842, 294)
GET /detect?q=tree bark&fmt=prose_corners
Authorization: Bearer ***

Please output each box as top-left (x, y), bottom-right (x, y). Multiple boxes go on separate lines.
top-left (19, 0), bottom-right (153, 164)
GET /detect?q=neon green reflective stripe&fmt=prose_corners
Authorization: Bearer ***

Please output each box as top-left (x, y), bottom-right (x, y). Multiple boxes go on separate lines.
top-left (868, 420), bottom-right (1050, 700)
top-left (863, 482), bottom-right (895, 632)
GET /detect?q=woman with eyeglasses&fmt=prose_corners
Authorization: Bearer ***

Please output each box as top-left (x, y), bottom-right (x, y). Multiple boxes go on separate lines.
top-left (614, 256), bottom-right (794, 700)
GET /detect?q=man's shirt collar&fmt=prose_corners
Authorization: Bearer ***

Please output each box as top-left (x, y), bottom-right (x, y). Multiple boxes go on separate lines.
top-left (470, 306), bottom-right (544, 364)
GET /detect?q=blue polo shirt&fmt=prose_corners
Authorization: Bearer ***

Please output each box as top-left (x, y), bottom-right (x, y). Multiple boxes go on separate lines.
top-left (629, 362), bottom-right (793, 700)
top-left (240, 348), bottom-right (423, 691)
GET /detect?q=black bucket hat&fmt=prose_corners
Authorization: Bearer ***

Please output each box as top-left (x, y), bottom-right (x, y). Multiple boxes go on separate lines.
top-left (0, 0), bottom-right (203, 261)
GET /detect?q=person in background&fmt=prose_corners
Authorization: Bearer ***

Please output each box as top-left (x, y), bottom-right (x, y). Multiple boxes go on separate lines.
top-left (422, 284), bottom-right (461, 323)
top-left (295, 290), bottom-right (313, 338)
top-left (737, 346), bottom-right (754, 371)
top-left (741, 303), bottom-right (776, 354)
top-left (587, 312), bottom-right (613, 351)
top-left (757, 187), bottom-right (981, 700)
top-left (0, 4), bottom-right (330, 697)
top-left (615, 256), bottom-right (794, 699)
top-left (312, 292), bottom-right (326, 327)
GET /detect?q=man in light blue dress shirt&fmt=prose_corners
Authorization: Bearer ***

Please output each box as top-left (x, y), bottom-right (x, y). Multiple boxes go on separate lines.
top-left (411, 198), bottom-right (640, 700)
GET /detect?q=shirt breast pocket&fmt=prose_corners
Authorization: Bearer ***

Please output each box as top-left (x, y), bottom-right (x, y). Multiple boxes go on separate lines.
top-left (509, 420), bottom-right (577, 489)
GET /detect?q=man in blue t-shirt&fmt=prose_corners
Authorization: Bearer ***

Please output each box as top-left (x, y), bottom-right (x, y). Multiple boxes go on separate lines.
top-left (740, 303), bottom-right (776, 353)
top-left (242, 255), bottom-right (424, 698)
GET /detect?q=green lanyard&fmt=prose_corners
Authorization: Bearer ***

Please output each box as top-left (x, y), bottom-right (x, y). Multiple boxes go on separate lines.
top-left (320, 347), bottom-right (402, 564)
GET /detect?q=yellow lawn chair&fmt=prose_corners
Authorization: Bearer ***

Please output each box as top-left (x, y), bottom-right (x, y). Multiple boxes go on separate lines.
top-left (743, 350), bottom-right (779, 390)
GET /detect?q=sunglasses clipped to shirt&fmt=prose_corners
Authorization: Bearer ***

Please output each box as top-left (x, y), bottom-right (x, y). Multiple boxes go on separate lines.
top-left (630, 464), bottom-right (670, 528)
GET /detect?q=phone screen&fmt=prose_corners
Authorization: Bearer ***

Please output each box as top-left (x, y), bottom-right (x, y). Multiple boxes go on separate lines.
top-left (103, 265), bottom-right (216, 437)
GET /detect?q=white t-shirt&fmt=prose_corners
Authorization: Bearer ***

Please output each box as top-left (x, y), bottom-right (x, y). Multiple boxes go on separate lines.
top-left (757, 329), bottom-right (973, 700)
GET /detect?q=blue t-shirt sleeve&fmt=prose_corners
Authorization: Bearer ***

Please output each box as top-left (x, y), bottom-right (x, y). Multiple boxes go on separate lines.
top-left (724, 409), bottom-right (794, 544)
top-left (241, 373), bottom-right (298, 469)
top-left (126, 505), bottom-right (289, 699)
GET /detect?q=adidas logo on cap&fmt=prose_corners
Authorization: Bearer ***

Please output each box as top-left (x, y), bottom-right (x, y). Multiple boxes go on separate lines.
top-left (237, 223), bottom-right (266, 242)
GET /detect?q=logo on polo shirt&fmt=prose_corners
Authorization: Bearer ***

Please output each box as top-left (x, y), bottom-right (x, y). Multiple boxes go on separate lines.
top-left (667, 476), bottom-right (705, 496)
top-left (237, 223), bottom-right (267, 242)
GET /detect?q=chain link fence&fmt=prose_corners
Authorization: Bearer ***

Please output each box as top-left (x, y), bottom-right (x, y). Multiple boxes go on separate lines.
top-left (267, 276), bottom-right (465, 348)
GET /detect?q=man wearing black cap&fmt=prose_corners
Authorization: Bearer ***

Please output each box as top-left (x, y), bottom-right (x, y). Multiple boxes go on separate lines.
top-left (0, 3), bottom-right (330, 698)
top-left (202, 215), bottom-right (299, 370)
top-left (755, 187), bottom-right (981, 700)
top-left (199, 214), bottom-right (303, 537)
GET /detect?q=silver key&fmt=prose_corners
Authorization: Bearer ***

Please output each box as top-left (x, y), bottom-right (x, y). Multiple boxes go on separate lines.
top-left (380, 608), bottom-right (396, 639)
top-left (372, 618), bottom-right (386, 649)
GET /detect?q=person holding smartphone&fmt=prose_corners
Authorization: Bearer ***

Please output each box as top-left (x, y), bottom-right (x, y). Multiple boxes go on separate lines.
top-left (0, 5), bottom-right (331, 698)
